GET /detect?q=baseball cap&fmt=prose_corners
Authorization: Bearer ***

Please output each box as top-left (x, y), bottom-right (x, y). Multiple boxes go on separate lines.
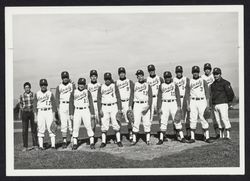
top-left (78, 78), bottom-right (86, 85)
top-left (192, 66), bottom-right (200, 73)
top-left (147, 64), bottom-right (155, 71)
top-left (136, 69), bottom-right (144, 76)
top-left (40, 79), bottom-right (48, 86)
top-left (90, 70), bottom-right (98, 77)
top-left (61, 71), bottom-right (69, 79)
top-left (118, 67), bottom-right (126, 74)
top-left (213, 67), bottom-right (221, 75)
top-left (163, 71), bottom-right (172, 78)
top-left (23, 82), bottom-right (31, 88)
top-left (204, 63), bottom-right (212, 70)
top-left (175, 66), bottom-right (183, 73)
top-left (104, 72), bottom-right (112, 80)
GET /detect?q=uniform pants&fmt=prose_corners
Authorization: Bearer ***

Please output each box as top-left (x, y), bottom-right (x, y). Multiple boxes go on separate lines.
top-left (133, 103), bottom-right (151, 133)
top-left (160, 101), bottom-right (182, 131)
top-left (73, 109), bottom-right (94, 138)
top-left (190, 99), bottom-right (209, 130)
top-left (21, 110), bottom-right (38, 147)
top-left (93, 102), bottom-right (99, 122)
top-left (37, 109), bottom-right (55, 138)
top-left (213, 103), bottom-right (231, 129)
top-left (59, 103), bottom-right (72, 137)
top-left (101, 104), bottom-right (120, 132)
top-left (150, 97), bottom-right (157, 122)
top-left (121, 100), bottom-right (129, 123)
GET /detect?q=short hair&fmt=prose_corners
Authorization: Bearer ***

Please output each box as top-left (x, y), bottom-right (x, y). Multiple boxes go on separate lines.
top-left (23, 82), bottom-right (31, 88)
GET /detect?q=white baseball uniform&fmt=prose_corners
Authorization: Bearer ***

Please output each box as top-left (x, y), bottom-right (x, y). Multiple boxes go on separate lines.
top-left (56, 82), bottom-right (74, 137)
top-left (87, 82), bottom-right (101, 120)
top-left (147, 75), bottom-right (163, 122)
top-left (157, 82), bottom-right (182, 131)
top-left (133, 81), bottom-right (153, 133)
top-left (189, 77), bottom-right (209, 130)
top-left (201, 74), bottom-right (214, 87)
top-left (69, 88), bottom-right (95, 139)
top-left (116, 79), bottom-right (133, 123)
top-left (97, 83), bottom-right (122, 132)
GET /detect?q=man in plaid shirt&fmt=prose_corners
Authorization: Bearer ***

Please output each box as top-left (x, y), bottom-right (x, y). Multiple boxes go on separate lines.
top-left (19, 82), bottom-right (38, 151)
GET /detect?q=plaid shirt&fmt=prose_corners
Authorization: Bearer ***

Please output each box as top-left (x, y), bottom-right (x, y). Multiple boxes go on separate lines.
top-left (20, 91), bottom-right (34, 112)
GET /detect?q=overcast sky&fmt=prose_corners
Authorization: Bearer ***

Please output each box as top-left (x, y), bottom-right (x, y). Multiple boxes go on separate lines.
top-left (13, 12), bottom-right (239, 101)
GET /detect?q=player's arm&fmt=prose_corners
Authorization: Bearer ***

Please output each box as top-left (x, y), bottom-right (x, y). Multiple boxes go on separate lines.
top-left (148, 84), bottom-right (153, 110)
top-left (33, 93), bottom-right (38, 114)
top-left (50, 93), bottom-right (57, 121)
top-left (69, 90), bottom-right (75, 116)
top-left (157, 84), bottom-right (162, 111)
top-left (224, 81), bottom-right (235, 103)
top-left (72, 82), bottom-right (76, 90)
top-left (97, 86), bottom-right (102, 114)
top-left (185, 79), bottom-right (191, 111)
top-left (175, 84), bottom-right (181, 108)
top-left (129, 80), bottom-right (134, 109)
top-left (55, 85), bottom-right (60, 111)
top-left (115, 84), bottom-right (122, 111)
top-left (19, 94), bottom-right (23, 110)
top-left (88, 90), bottom-right (95, 116)
top-left (203, 80), bottom-right (210, 108)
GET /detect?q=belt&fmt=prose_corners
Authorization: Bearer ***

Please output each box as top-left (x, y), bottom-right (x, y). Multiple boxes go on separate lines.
top-left (102, 103), bottom-right (116, 106)
top-left (76, 107), bottom-right (88, 110)
top-left (39, 108), bottom-right (51, 111)
top-left (61, 101), bottom-right (69, 104)
top-left (93, 100), bottom-right (97, 103)
top-left (121, 99), bottom-right (129, 102)
top-left (162, 99), bottom-right (175, 102)
top-left (191, 97), bottom-right (204, 100)
top-left (180, 96), bottom-right (184, 98)
top-left (135, 101), bottom-right (148, 104)
top-left (152, 95), bottom-right (156, 98)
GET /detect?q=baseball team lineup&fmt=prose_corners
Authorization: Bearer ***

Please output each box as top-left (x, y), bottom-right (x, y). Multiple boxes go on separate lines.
top-left (19, 63), bottom-right (235, 151)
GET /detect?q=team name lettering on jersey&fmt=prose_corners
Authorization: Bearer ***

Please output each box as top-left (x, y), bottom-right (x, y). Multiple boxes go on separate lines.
top-left (190, 78), bottom-right (205, 98)
top-left (101, 84), bottom-right (117, 104)
top-left (116, 79), bottom-right (130, 100)
top-left (74, 89), bottom-right (89, 107)
top-left (161, 83), bottom-right (176, 100)
top-left (134, 82), bottom-right (149, 102)
top-left (147, 76), bottom-right (161, 96)
top-left (202, 74), bottom-right (214, 87)
top-left (59, 83), bottom-right (74, 101)
top-left (87, 82), bottom-right (101, 101)
top-left (101, 86), bottom-right (114, 95)
top-left (74, 91), bottom-right (87, 101)
top-left (173, 77), bottom-right (187, 96)
top-left (36, 91), bottom-right (52, 109)
top-left (190, 79), bottom-right (203, 89)
top-left (134, 83), bottom-right (147, 92)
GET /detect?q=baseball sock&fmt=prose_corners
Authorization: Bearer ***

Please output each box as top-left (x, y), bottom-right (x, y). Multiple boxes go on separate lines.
top-left (190, 130), bottom-right (195, 140)
top-left (38, 137), bottom-right (43, 148)
top-left (51, 136), bottom-right (55, 147)
top-left (222, 128), bottom-right (225, 138)
top-left (159, 132), bottom-right (164, 141)
top-left (205, 129), bottom-right (209, 139)
top-left (179, 130), bottom-right (184, 139)
top-left (219, 129), bottom-right (223, 138)
top-left (226, 129), bottom-right (230, 139)
top-left (90, 136), bottom-right (94, 144)
top-left (116, 132), bottom-right (121, 142)
top-left (102, 132), bottom-right (106, 143)
top-left (63, 137), bottom-right (67, 143)
top-left (73, 137), bottom-right (77, 145)
top-left (146, 132), bottom-right (150, 142)
top-left (132, 133), bottom-right (136, 142)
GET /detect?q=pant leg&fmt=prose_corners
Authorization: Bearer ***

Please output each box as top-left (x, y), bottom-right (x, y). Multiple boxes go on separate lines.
top-left (122, 101), bottom-right (129, 123)
top-left (160, 103), bottom-right (169, 132)
top-left (101, 106), bottom-right (110, 132)
top-left (37, 111), bottom-right (46, 137)
top-left (213, 105), bottom-right (222, 129)
top-left (82, 109), bottom-right (94, 137)
top-left (171, 102), bottom-right (182, 130)
top-left (29, 111), bottom-right (38, 146)
top-left (133, 103), bottom-right (142, 133)
top-left (110, 105), bottom-right (120, 131)
top-left (190, 100), bottom-right (198, 129)
top-left (59, 107), bottom-right (68, 137)
top-left (46, 110), bottom-right (55, 138)
top-left (198, 100), bottom-right (209, 129)
top-left (65, 109), bottom-right (72, 135)
top-left (142, 104), bottom-right (151, 133)
top-left (219, 104), bottom-right (231, 129)
top-left (72, 110), bottom-right (82, 138)
top-left (21, 111), bottom-right (29, 148)
top-left (94, 102), bottom-right (99, 122)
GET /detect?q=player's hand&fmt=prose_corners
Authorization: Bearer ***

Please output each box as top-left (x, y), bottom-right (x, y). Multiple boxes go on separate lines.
top-left (158, 109), bottom-right (162, 115)
top-left (99, 109), bottom-right (104, 118)
top-left (70, 115), bottom-right (74, 121)
top-left (142, 106), bottom-right (149, 115)
top-left (186, 105), bottom-right (190, 112)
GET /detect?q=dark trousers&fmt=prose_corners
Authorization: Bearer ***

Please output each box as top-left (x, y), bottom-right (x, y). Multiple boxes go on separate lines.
top-left (21, 111), bottom-right (38, 147)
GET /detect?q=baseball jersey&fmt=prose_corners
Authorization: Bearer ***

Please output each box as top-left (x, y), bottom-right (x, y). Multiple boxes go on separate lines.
top-left (147, 75), bottom-right (162, 96)
top-left (57, 82), bottom-right (74, 101)
top-left (201, 74), bottom-right (214, 87)
top-left (160, 82), bottom-right (177, 100)
top-left (100, 83), bottom-right (117, 104)
top-left (33, 90), bottom-right (56, 113)
top-left (134, 82), bottom-right (150, 102)
top-left (190, 78), bottom-right (206, 98)
top-left (173, 76), bottom-right (187, 97)
top-left (73, 89), bottom-right (90, 108)
top-left (116, 79), bottom-right (131, 100)
top-left (87, 82), bottom-right (101, 102)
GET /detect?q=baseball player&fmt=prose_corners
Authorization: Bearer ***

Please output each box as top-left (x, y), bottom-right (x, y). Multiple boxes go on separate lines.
top-left (33, 79), bottom-right (57, 150)
top-left (55, 71), bottom-right (75, 149)
top-left (131, 70), bottom-right (153, 145)
top-left (201, 63), bottom-right (219, 139)
top-left (69, 78), bottom-right (96, 150)
top-left (87, 70), bottom-right (101, 124)
top-left (146, 64), bottom-right (164, 123)
top-left (173, 65), bottom-right (190, 138)
top-left (116, 67), bottom-right (134, 141)
top-left (157, 71), bottom-right (186, 145)
top-left (186, 66), bottom-right (212, 143)
top-left (97, 72), bottom-right (123, 148)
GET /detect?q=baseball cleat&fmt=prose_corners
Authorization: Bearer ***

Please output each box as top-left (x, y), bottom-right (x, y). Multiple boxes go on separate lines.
top-left (205, 138), bottom-right (213, 143)
top-left (72, 144), bottom-right (78, 150)
top-left (146, 141), bottom-right (150, 145)
top-left (51, 147), bottom-right (56, 150)
top-left (100, 143), bottom-right (106, 148)
top-left (188, 139), bottom-right (195, 144)
top-left (180, 138), bottom-right (187, 143)
top-left (117, 142), bottom-right (123, 147)
top-left (156, 140), bottom-right (163, 145)
top-left (38, 147), bottom-right (44, 151)
top-left (215, 134), bottom-right (220, 140)
top-left (62, 142), bottom-right (67, 149)
top-left (90, 144), bottom-right (95, 149)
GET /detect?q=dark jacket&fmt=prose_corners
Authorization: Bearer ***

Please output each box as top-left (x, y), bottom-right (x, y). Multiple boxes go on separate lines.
top-left (210, 77), bottom-right (235, 105)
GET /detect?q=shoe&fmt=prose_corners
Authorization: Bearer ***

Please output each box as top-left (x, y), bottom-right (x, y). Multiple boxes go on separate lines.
top-left (62, 142), bottom-right (67, 149)
top-left (72, 144), bottom-right (78, 150)
top-left (51, 147), bottom-right (56, 150)
top-left (146, 141), bottom-right (150, 145)
top-left (205, 138), bottom-right (213, 143)
top-left (215, 134), bottom-right (220, 139)
top-left (22, 147), bottom-right (28, 152)
top-left (38, 147), bottom-right (44, 151)
top-left (100, 143), bottom-right (106, 148)
top-left (117, 142), bottom-right (123, 147)
top-left (180, 138), bottom-right (187, 143)
top-left (90, 144), bottom-right (95, 149)
top-left (224, 137), bottom-right (231, 141)
top-left (130, 141), bottom-right (137, 146)
top-left (33, 146), bottom-right (39, 151)
top-left (188, 139), bottom-right (195, 144)
top-left (156, 140), bottom-right (163, 145)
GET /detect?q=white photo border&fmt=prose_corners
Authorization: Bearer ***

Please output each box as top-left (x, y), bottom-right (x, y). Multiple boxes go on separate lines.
top-left (5, 5), bottom-right (244, 176)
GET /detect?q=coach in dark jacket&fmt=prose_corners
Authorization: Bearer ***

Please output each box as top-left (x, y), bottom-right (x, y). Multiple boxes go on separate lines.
top-left (210, 68), bottom-right (234, 139)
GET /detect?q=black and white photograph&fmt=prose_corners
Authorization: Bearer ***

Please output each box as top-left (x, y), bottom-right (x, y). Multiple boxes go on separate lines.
top-left (5, 5), bottom-right (244, 176)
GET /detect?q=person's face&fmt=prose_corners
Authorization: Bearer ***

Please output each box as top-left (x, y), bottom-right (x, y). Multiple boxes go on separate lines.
top-left (165, 77), bottom-right (172, 83)
top-left (90, 75), bottom-right (97, 82)
top-left (213, 73), bottom-right (221, 80)
top-left (204, 69), bottom-right (211, 75)
top-left (78, 84), bottom-right (85, 90)
top-left (149, 70), bottom-right (155, 76)
top-left (193, 72), bottom-right (199, 79)
top-left (40, 85), bottom-right (47, 92)
top-left (24, 85), bottom-right (31, 93)
top-left (119, 72), bottom-right (126, 79)
top-left (62, 77), bottom-right (69, 84)
top-left (137, 74), bottom-right (144, 82)
top-left (176, 72), bottom-right (182, 78)
top-left (105, 79), bottom-right (111, 86)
